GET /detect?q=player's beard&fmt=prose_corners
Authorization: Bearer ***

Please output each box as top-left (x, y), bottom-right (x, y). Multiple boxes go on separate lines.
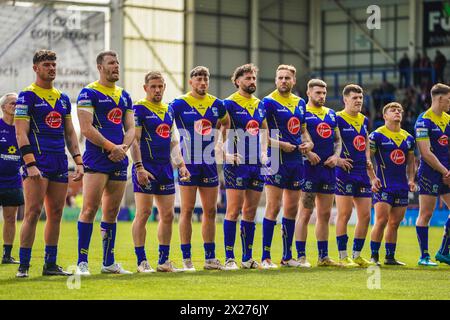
top-left (107, 70), bottom-right (119, 82)
top-left (152, 95), bottom-right (162, 103)
top-left (278, 85), bottom-right (291, 94)
top-left (310, 98), bottom-right (325, 107)
top-left (194, 87), bottom-right (207, 96)
top-left (243, 84), bottom-right (256, 94)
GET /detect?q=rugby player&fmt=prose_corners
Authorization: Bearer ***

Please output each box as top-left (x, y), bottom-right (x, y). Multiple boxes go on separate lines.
top-left (76, 51), bottom-right (134, 275)
top-left (335, 84), bottom-right (374, 267)
top-left (15, 50), bottom-right (84, 277)
top-left (222, 63), bottom-right (268, 270)
top-left (294, 79), bottom-right (347, 267)
top-left (369, 102), bottom-right (416, 266)
top-left (171, 66), bottom-right (229, 271)
top-left (260, 65), bottom-right (313, 269)
top-left (131, 71), bottom-right (190, 273)
top-left (415, 83), bottom-right (450, 266)
top-left (0, 93), bottom-right (23, 264)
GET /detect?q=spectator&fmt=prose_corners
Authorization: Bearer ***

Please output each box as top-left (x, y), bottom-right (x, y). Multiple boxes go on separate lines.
top-left (434, 50), bottom-right (447, 83)
top-left (413, 53), bottom-right (422, 86)
top-left (420, 53), bottom-right (432, 86)
top-left (398, 53), bottom-right (411, 88)
top-left (380, 80), bottom-right (396, 105)
top-left (417, 86), bottom-right (432, 112)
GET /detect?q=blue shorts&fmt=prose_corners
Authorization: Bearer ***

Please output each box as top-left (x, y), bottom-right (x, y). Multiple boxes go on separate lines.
top-left (84, 165), bottom-right (128, 181)
top-left (335, 171), bottom-right (371, 197)
top-left (178, 163), bottom-right (219, 187)
top-left (373, 189), bottom-right (409, 207)
top-left (83, 151), bottom-right (129, 181)
top-left (418, 168), bottom-right (450, 196)
top-left (22, 153), bottom-right (68, 183)
top-left (0, 188), bottom-right (24, 207)
top-left (133, 162), bottom-right (175, 195)
top-left (302, 163), bottom-right (336, 194)
top-left (224, 164), bottom-right (264, 192)
top-left (264, 162), bottom-right (303, 190)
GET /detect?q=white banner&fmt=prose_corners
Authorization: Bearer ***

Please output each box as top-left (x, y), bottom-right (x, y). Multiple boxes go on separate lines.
top-left (0, 5), bottom-right (105, 102)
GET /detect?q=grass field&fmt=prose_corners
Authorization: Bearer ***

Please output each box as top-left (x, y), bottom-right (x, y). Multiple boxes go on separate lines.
top-left (0, 221), bottom-right (449, 300)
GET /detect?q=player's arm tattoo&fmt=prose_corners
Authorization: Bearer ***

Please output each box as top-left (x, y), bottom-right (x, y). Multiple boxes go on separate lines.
top-left (301, 192), bottom-right (316, 210)
top-left (333, 127), bottom-right (343, 156)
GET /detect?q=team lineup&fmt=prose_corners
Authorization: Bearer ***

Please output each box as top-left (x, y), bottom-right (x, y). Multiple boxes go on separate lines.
top-left (0, 49), bottom-right (449, 278)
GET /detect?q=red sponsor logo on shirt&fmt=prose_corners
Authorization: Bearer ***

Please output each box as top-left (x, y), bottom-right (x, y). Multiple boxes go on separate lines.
top-left (246, 120), bottom-right (259, 136)
top-left (353, 135), bottom-right (366, 151)
top-left (45, 111), bottom-right (62, 129)
top-left (194, 119), bottom-right (212, 135)
top-left (156, 123), bottom-right (171, 138)
top-left (390, 149), bottom-right (405, 165)
top-left (316, 122), bottom-right (332, 138)
top-left (107, 108), bottom-right (123, 124)
top-left (438, 135), bottom-right (448, 146)
top-left (287, 117), bottom-right (300, 135)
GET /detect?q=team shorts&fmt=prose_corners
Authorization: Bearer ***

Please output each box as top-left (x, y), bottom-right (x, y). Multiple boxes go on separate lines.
top-left (83, 151), bottom-right (129, 181)
top-left (335, 171), bottom-right (371, 197)
top-left (373, 188), bottom-right (409, 207)
top-left (224, 164), bottom-right (264, 192)
top-left (301, 163), bottom-right (336, 194)
top-left (22, 153), bottom-right (68, 183)
top-left (264, 162), bottom-right (303, 190)
top-left (418, 167), bottom-right (450, 196)
top-left (133, 162), bottom-right (175, 195)
top-left (0, 188), bottom-right (24, 207)
top-left (178, 163), bottom-right (219, 187)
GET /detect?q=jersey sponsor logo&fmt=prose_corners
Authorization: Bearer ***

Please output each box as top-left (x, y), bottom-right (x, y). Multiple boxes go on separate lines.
top-left (287, 117), bottom-right (301, 134)
top-left (343, 127), bottom-right (355, 131)
top-left (438, 135), bottom-right (448, 146)
top-left (7, 145), bottom-right (17, 154)
top-left (156, 123), bottom-right (171, 138)
top-left (107, 108), bottom-right (123, 124)
top-left (78, 99), bottom-right (92, 107)
top-left (316, 122), bottom-right (332, 138)
top-left (246, 120), bottom-right (260, 136)
top-left (390, 149), bottom-right (405, 165)
top-left (353, 135), bottom-right (366, 151)
top-left (45, 111), bottom-right (62, 128)
top-left (194, 119), bottom-right (212, 135)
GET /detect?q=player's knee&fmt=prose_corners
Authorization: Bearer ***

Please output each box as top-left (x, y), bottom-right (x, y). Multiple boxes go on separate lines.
top-left (418, 209), bottom-right (433, 222)
top-left (242, 206), bottom-right (257, 217)
top-left (159, 212), bottom-right (174, 224)
top-left (2, 212), bottom-right (16, 225)
top-left (46, 212), bottom-right (63, 224)
top-left (180, 207), bottom-right (195, 219)
top-left (135, 208), bottom-right (152, 222)
top-left (337, 212), bottom-right (351, 224)
top-left (202, 207), bottom-right (217, 220)
top-left (81, 205), bottom-right (99, 220)
top-left (317, 211), bottom-right (331, 222)
top-left (266, 203), bottom-right (281, 219)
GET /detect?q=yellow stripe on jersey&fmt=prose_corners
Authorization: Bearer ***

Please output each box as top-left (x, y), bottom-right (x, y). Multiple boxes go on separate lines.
top-left (268, 90), bottom-right (300, 114)
top-left (23, 83), bottom-right (61, 109)
top-left (422, 108), bottom-right (450, 133)
top-left (136, 98), bottom-right (168, 121)
top-left (375, 125), bottom-right (411, 148)
top-left (87, 81), bottom-right (124, 106)
top-left (306, 105), bottom-right (330, 121)
top-left (180, 92), bottom-right (216, 117)
top-left (227, 92), bottom-right (260, 117)
top-left (337, 110), bottom-right (365, 133)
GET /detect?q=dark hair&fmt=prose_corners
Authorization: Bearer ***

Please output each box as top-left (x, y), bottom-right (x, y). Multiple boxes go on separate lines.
top-left (144, 71), bottom-right (164, 83)
top-left (190, 66), bottom-right (210, 78)
top-left (231, 63), bottom-right (258, 88)
top-left (33, 50), bottom-right (56, 64)
top-left (431, 83), bottom-right (450, 98)
top-left (342, 84), bottom-right (363, 96)
top-left (96, 50), bottom-right (118, 65)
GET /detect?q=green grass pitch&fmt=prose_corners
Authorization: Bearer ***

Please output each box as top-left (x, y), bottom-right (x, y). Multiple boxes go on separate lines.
top-left (0, 221), bottom-right (448, 300)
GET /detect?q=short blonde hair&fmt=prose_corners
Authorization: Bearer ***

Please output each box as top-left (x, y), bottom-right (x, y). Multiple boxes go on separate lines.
top-left (307, 79), bottom-right (327, 89)
top-left (431, 83), bottom-right (450, 98)
top-left (144, 71), bottom-right (165, 84)
top-left (276, 64), bottom-right (296, 77)
top-left (382, 102), bottom-right (403, 114)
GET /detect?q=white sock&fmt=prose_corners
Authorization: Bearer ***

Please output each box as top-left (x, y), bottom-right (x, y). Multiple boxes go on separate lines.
top-left (339, 250), bottom-right (348, 260)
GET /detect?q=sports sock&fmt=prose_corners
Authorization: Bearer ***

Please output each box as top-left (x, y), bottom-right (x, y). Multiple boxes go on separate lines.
top-left (385, 242), bottom-right (396, 259)
top-left (3, 244), bottom-right (12, 258)
top-left (370, 241), bottom-right (381, 256)
top-left (204, 242), bottom-right (215, 260)
top-left (44, 245), bottom-right (57, 264)
top-left (261, 218), bottom-right (276, 261)
top-left (223, 219), bottom-right (236, 260)
top-left (352, 238), bottom-right (365, 259)
top-left (296, 241), bottom-right (306, 258)
top-left (317, 240), bottom-right (328, 259)
top-left (336, 234), bottom-right (348, 259)
top-left (282, 217), bottom-right (295, 261)
top-left (135, 246), bottom-right (147, 265)
top-left (438, 218), bottom-right (450, 255)
top-left (158, 245), bottom-right (170, 265)
top-left (100, 222), bottom-right (116, 267)
top-left (19, 247), bottom-right (31, 267)
top-left (181, 243), bottom-right (191, 260)
top-left (416, 226), bottom-right (429, 258)
top-left (240, 220), bottom-right (256, 262)
top-left (77, 221), bottom-right (93, 264)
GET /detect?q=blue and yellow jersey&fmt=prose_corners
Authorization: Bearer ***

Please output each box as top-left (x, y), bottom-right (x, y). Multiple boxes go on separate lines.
top-left (415, 108), bottom-right (450, 171)
top-left (262, 90), bottom-right (306, 164)
top-left (15, 83), bottom-right (71, 154)
top-left (134, 98), bottom-right (175, 165)
top-left (77, 81), bottom-right (133, 154)
top-left (0, 119), bottom-right (21, 188)
top-left (369, 126), bottom-right (415, 191)
top-left (304, 105), bottom-right (337, 164)
top-left (336, 110), bottom-right (369, 175)
top-left (224, 92), bottom-right (266, 164)
top-left (170, 92), bottom-right (226, 164)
